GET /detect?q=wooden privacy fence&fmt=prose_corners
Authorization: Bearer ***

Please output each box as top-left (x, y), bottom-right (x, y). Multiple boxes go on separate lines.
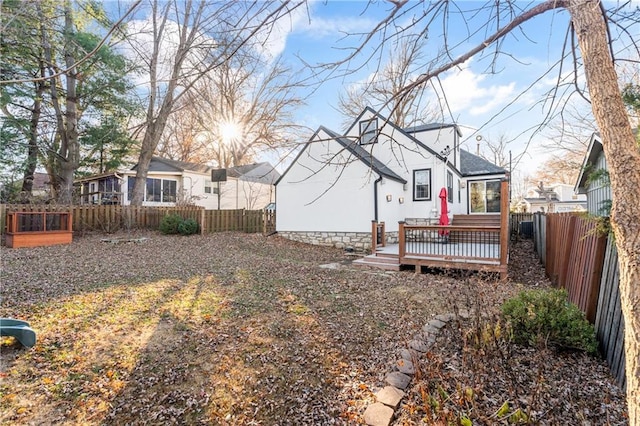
top-left (1, 205), bottom-right (275, 235)
top-left (533, 212), bottom-right (624, 388)
top-left (594, 238), bottom-right (626, 388)
top-left (544, 213), bottom-right (607, 322)
top-left (201, 209), bottom-right (275, 234)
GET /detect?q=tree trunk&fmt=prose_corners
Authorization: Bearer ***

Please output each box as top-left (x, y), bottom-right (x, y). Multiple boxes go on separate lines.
top-left (20, 79), bottom-right (44, 197)
top-left (58, 0), bottom-right (80, 205)
top-left (568, 0), bottom-right (640, 422)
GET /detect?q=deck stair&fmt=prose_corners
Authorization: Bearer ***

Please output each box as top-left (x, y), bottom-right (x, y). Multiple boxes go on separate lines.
top-left (451, 214), bottom-right (501, 244)
top-left (353, 251), bottom-right (400, 271)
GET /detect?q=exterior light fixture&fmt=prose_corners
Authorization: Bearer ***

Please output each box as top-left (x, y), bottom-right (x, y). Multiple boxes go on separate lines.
top-left (386, 194), bottom-right (392, 202)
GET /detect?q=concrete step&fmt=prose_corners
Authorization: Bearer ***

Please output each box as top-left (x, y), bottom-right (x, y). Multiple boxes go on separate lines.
top-left (353, 255), bottom-right (400, 271)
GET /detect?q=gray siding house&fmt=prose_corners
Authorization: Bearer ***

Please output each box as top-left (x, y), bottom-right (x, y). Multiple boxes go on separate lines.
top-left (575, 133), bottom-right (611, 216)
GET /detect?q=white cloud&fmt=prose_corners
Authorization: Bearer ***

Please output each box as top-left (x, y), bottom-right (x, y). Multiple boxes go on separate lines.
top-left (436, 62), bottom-right (516, 117)
top-left (293, 15), bottom-right (379, 40)
top-left (254, 3), bottom-right (310, 61)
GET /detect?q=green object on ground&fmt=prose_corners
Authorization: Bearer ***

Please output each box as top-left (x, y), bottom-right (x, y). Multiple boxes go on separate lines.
top-left (1, 318), bottom-right (36, 348)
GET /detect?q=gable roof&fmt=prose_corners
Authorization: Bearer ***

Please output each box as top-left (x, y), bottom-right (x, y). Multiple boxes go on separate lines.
top-left (131, 156), bottom-right (210, 174)
top-left (227, 162), bottom-right (281, 184)
top-left (575, 133), bottom-right (603, 192)
top-left (345, 106), bottom-right (448, 161)
top-left (276, 107), bottom-right (504, 185)
top-left (404, 122), bottom-right (463, 137)
top-left (321, 126), bottom-right (406, 184)
top-left (459, 150), bottom-right (506, 177)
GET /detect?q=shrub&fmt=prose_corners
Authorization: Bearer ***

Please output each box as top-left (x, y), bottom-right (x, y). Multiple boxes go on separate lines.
top-left (178, 218), bottom-right (199, 235)
top-left (501, 288), bottom-right (598, 355)
top-left (159, 214), bottom-right (183, 234)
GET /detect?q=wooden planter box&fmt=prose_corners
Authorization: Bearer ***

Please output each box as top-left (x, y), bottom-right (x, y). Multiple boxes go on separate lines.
top-left (5, 211), bottom-right (73, 248)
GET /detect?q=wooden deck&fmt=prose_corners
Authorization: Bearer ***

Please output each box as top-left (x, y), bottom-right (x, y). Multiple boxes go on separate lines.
top-left (355, 180), bottom-right (509, 278)
top-left (353, 240), bottom-right (504, 274)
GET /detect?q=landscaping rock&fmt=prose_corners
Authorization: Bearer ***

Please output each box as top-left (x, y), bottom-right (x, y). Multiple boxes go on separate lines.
top-left (363, 402), bottom-right (394, 426)
top-left (399, 348), bottom-right (418, 361)
top-left (435, 313), bottom-right (455, 322)
top-left (422, 323), bottom-right (441, 335)
top-left (395, 358), bottom-right (416, 375)
top-left (375, 386), bottom-right (405, 409)
top-left (429, 318), bottom-right (447, 329)
top-left (409, 339), bottom-right (430, 353)
top-left (385, 371), bottom-right (411, 389)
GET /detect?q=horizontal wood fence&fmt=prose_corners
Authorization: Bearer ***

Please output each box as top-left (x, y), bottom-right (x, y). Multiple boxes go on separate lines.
top-left (533, 212), bottom-right (624, 388)
top-left (1, 205), bottom-right (275, 235)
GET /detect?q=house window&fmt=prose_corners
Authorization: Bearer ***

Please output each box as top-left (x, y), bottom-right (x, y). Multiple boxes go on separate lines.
top-left (162, 180), bottom-right (177, 202)
top-left (413, 169), bottom-right (431, 201)
top-left (146, 178), bottom-right (162, 202)
top-left (128, 176), bottom-right (177, 203)
top-left (359, 118), bottom-right (378, 145)
top-left (469, 180), bottom-right (501, 213)
top-left (447, 171), bottom-right (453, 203)
top-left (204, 179), bottom-right (212, 194)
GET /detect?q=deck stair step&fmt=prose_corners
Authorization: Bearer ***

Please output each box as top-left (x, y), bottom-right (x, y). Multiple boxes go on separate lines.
top-left (451, 214), bottom-right (501, 244)
top-left (452, 214), bottom-right (501, 227)
top-left (353, 254), bottom-right (400, 271)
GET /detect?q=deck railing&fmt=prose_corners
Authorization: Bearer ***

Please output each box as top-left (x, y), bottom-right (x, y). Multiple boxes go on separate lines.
top-left (399, 224), bottom-right (501, 261)
top-left (371, 220), bottom-right (386, 248)
top-left (398, 222), bottom-right (508, 277)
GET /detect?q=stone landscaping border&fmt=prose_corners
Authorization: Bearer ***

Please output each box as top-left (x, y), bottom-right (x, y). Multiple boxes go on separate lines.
top-left (363, 311), bottom-right (470, 426)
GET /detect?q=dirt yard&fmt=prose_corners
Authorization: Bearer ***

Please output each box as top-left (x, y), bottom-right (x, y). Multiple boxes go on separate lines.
top-left (0, 232), bottom-right (627, 425)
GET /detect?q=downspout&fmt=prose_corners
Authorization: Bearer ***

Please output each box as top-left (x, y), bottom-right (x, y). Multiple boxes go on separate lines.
top-left (373, 175), bottom-right (382, 222)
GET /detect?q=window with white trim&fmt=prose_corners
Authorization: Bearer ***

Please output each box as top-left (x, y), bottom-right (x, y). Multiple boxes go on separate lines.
top-left (359, 118), bottom-right (378, 145)
top-left (127, 177), bottom-right (177, 203)
top-left (413, 169), bottom-right (431, 201)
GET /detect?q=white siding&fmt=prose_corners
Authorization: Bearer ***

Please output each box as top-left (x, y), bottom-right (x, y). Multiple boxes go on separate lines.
top-left (277, 131), bottom-right (376, 233)
top-left (586, 152), bottom-right (612, 216)
top-left (277, 119), bottom-right (467, 233)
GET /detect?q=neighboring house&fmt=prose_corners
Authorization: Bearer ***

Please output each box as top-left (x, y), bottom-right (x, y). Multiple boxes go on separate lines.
top-left (519, 182), bottom-right (587, 213)
top-left (275, 107), bottom-right (507, 249)
top-left (74, 157), bottom-right (279, 210)
top-left (575, 133), bottom-right (612, 217)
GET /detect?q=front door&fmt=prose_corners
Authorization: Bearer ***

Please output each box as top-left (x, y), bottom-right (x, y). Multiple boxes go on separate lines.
top-left (469, 180), bottom-right (501, 213)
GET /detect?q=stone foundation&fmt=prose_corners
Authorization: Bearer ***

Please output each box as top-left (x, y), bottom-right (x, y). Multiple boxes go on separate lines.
top-left (278, 231), bottom-right (399, 251)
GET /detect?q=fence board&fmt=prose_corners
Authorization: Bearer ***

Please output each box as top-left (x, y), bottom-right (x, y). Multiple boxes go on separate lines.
top-left (2, 204), bottom-right (275, 236)
top-left (534, 213), bottom-right (625, 388)
top-left (563, 218), bottom-right (607, 322)
top-left (594, 237), bottom-right (626, 389)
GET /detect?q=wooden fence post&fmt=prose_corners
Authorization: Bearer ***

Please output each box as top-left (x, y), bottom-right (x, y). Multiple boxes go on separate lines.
top-left (499, 179), bottom-right (509, 278)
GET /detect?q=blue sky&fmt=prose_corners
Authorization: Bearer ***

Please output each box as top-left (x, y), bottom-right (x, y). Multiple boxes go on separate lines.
top-left (269, 0), bottom-right (637, 177)
top-left (110, 0), bottom-right (638, 178)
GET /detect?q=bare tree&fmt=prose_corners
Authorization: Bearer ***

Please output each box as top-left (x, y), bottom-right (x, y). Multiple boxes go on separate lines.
top-left (126, 0), bottom-right (305, 205)
top-left (337, 37), bottom-right (440, 128)
top-left (318, 0), bottom-right (640, 418)
top-left (476, 134), bottom-right (512, 169)
top-left (155, 95), bottom-right (208, 163)
top-left (531, 154), bottom-right (584, 185)
top-left (192, 53), bottom-right (306, 169)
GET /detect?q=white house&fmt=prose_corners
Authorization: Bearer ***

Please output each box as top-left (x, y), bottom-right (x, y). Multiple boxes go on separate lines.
top-left (575, 133), bottom-right (612, 216)
top-left (275, 107), bottom-right (506, 249)
top-left (520, 182), bottom-right (587, 213)
top-left (75, 157), bottom-right (279, 210)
